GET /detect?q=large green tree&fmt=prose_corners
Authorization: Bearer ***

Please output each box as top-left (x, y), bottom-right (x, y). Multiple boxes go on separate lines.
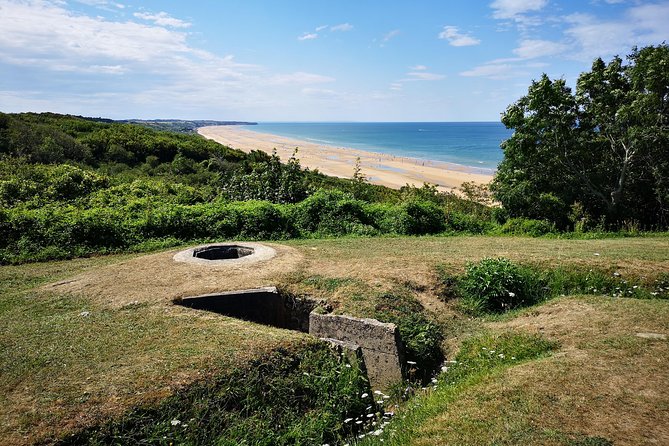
top-left (491, 44), bottom-right (669, 229)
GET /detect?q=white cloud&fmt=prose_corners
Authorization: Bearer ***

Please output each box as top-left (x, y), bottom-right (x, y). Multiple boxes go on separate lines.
top-left (298, 32), bottom-right (318, 41)
top-left (270, 72), bottom-right (335, 85)
top-left (0, 0), bottom-right (345, 118)
top-left (133, 11), bottom-right (191, 28)
top-left (330, 23), bottom-right (353, 32)
top-left (460, 62), bottom-right (531, 80)
top-left (382, 29), bottom-right (401, 42)
top-left (389, 82), bottom-right (403, 91)
top-left (403, 71), bottom-right (446, 81)
top-left (410, 65), bottom-right (428, 71)
top-left (301, 87), bottom-right (341, 98)
top-left (438, 26), bottom-right (481, 46)
top-left (490, 0), bottom-right (548, 19)
top-left (513, 39), bottom-right (567, 59)
top-left (316, 25), bottom-right (329, 31)
top-left (564, 3), bottom-right (669, 61)
top-left (75, 0), bottom-right (125, 9)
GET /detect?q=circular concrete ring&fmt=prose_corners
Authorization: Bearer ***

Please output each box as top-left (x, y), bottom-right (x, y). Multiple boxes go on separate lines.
top-left (173, 242), bottom-right (277, 266)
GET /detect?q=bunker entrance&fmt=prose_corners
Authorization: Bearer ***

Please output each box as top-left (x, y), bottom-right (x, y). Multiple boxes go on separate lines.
top-left (193, 245), bottom-right (254, 260)
top-left (175, 287), bottom-right (318, 332)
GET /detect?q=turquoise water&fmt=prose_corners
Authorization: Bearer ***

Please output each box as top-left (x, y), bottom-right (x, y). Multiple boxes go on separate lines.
top-left (243, 122), bottom-right (511, 173)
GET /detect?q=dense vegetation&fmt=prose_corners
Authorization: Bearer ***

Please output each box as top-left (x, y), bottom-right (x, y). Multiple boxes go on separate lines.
top-left (57, 343), bottom-right (375, 446)
top-left (0, 112), bottom-right (492, 264)
top-left (492, 44), bottom-right (669, 230)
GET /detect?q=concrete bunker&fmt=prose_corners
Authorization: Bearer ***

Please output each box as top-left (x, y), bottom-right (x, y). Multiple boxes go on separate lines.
top-left (173, 243), bottom-right (406, 390)
top-left (173, 242), bottom-right (276, 266)
top-left (193, 245), bottom-right (254, 260)
top-left (175, 287), bottom-right (317, 333)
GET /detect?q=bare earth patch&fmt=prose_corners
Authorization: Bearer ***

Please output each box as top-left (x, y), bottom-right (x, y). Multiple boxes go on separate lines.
top-left (43, 242), bottom-right (304, 308)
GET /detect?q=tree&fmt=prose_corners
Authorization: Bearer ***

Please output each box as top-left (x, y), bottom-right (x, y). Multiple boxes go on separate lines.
top-left (491, 44), bottom-right (669, 229)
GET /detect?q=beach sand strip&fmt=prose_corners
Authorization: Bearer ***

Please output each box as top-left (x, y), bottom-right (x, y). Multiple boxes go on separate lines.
top-left (198, 126), bottom-right (493, 193)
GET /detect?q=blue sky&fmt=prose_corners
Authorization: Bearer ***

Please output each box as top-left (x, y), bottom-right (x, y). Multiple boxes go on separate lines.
top-left (1, 0), bottom-right (668, 121)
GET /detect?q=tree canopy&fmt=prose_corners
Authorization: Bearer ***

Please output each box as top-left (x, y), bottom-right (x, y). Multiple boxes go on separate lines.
top-left (491, 44), bottom-right (669, 229)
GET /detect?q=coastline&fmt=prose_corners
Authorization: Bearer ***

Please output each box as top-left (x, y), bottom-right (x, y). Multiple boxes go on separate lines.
top-left (198, 125), bottom-right (494, 193)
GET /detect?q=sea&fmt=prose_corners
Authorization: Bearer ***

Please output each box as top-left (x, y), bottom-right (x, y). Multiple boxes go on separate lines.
top-left (242, 122), bottom-right (512, 173)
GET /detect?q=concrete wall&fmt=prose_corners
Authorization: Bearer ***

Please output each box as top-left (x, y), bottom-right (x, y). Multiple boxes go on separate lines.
top-left (309, 313), bottom-right (405, 390)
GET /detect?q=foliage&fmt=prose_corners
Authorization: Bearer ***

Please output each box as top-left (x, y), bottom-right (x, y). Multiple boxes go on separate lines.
top-left (372, 291), bottom-right (444, 381)
top-left (56, 343), bottom-right (374, 446)
top-left (498, 217), bottom-right (557, 237)
top-left (492, 44), bottom-right (669, 229)
top-left (223, 149), bottom-right (310, 203)
top-left (358, 331), bottom-right (557, 446)
top-left (458, 258), bottom-right (545, 314)
top-left (0, 112), bottom-right (504, 264)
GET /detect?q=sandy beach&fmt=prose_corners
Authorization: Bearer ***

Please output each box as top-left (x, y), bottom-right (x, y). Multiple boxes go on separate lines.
top-left (198, 126), bottom-right (494, 193)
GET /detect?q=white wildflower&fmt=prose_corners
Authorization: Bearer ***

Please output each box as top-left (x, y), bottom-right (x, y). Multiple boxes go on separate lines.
top-left (361, 392), bottom-right (368, 398)
top-left (344, 418), bottom-right (353, 423)
top-left (79, 311), bottom-right (90, 317)
top-left (170, 419), bottom-right (181, 426)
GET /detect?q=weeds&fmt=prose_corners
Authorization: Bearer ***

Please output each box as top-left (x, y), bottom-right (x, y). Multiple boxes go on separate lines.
top-left (55, 343), bottom-right (373, 446)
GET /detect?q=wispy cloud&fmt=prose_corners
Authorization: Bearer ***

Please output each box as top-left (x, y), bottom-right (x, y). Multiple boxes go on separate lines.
top-left (330, 23), bottom-right (353, 32)
top-left (382, 29), bottom-right (401, 42)
top-left (0, 0), bottom-right (341, 118)
top-left (392, 66), bottom-right (445, 89)
top-left (564, 3), bottom-right (669, 60)
top-left (490, 0), bottom-right (548, 20)
top-left (270, 72), bottom-right (335, 85)
top-left (134, 11), bottom-right (191, 28)
top-left (298, 32), bottom-right (318, 41)
top-left (438, 26), bottom-right (481, 46)
top-left (513, 39), bottom-right (567, 59)
top-left (460, 62), bottom-right (527, 79)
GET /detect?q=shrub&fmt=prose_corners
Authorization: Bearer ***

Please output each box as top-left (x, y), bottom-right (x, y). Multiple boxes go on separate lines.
top-left (458, 257), bottom-right (544, 314)
top-left (498, 217), bottom-right (557, 236)
top-left (393, 200), bottom-right (445, 235)
top-left (372, 291), bottom-right (444, 381)
top-left (293, 190), bottom-right (372, 236)
top-left (445, 210), bottom-right (494, 234)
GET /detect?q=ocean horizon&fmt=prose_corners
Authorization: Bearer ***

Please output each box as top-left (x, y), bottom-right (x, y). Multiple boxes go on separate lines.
top-left (242, 122), bottom-right (512, 173)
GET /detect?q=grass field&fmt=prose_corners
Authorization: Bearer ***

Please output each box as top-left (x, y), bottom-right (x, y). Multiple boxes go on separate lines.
top-left (1, 235), bottom-right (667, 444)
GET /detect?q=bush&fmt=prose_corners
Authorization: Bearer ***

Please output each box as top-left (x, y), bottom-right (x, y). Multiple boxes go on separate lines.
top-left (375, 199), bottom-right (445, 235)
top-left (292, 190), bottom-right (372, 236)
top-left (445, 210), bottom-right (494, 234)
top-left (458, 258), bottom-right (544, 314)
top-left (498, 217), bottom-right (557, 236)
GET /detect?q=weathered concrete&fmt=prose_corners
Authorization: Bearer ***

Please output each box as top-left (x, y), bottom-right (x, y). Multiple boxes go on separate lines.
top-left (320, 337), bottom-right (364, 366)
top-left (173, 242), bottom-right (276, 266)
top-left (176, 287), bottom-right (318, 332)
top-left (309, 313), bottom-right (405, 390)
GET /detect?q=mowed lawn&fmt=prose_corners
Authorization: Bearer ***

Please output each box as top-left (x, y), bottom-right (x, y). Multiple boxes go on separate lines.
top-left (1, 235), bottom-right (667, 445)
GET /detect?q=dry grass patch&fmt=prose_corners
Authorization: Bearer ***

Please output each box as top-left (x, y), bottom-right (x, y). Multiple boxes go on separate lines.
top-left (3, 235), bottom-right (668, 444)
top-left (0, 252), bottom-right (307, 445)
top-left (405, 296), bottom-right (669, 446)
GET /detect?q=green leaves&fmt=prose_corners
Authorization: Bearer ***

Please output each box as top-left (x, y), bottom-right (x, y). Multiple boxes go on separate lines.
top-left (493, 44), bottom-right (669, 230)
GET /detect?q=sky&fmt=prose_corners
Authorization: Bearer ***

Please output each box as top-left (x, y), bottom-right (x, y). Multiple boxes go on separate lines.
top-left (1, 0), bottom-right (668, 122)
